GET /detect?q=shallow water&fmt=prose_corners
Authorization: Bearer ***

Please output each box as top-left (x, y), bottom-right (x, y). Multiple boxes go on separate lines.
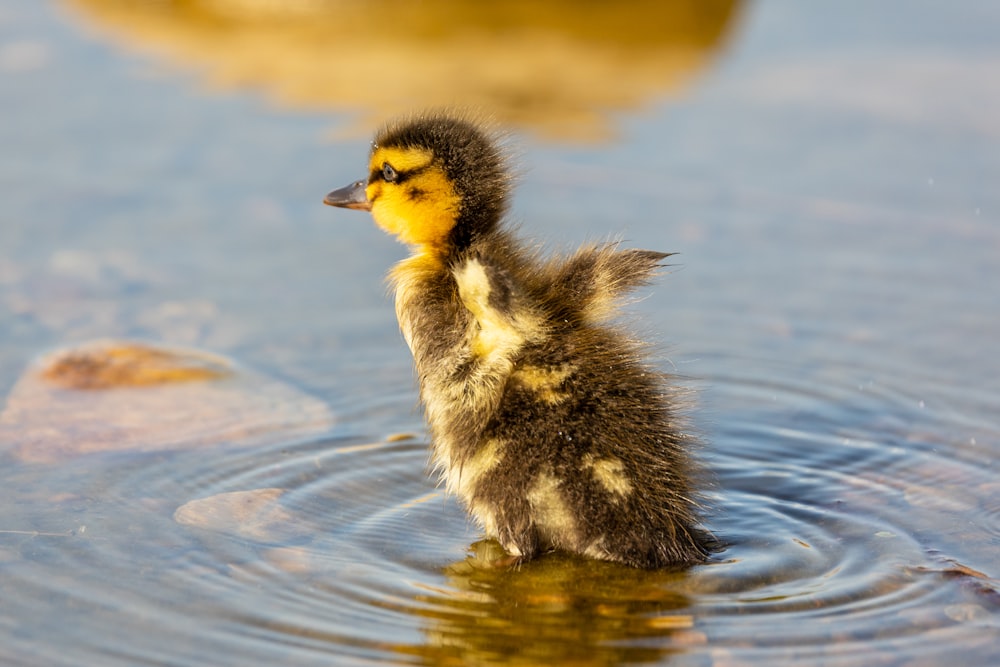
top-left (2, 1), bottom-right (999, 665)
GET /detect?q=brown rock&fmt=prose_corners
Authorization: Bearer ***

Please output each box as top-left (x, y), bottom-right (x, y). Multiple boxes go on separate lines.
top-left (174, 488), bottom-right (300, 542)
top-left (0, 340), bottom-right (334, 463)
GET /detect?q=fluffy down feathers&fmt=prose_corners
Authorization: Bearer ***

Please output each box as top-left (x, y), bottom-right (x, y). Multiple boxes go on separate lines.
top-left (326, 114), bottom-right (710, 568)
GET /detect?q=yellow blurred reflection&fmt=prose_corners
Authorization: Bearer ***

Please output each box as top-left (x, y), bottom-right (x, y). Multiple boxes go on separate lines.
top-left (64, 0), bottom-right (742, 140)
top-left (401, 540), bottom-right (701, 665)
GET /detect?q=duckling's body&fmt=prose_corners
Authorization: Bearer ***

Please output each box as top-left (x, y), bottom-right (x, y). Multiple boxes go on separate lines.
top-left (325, 114), bottom-right (708, 568)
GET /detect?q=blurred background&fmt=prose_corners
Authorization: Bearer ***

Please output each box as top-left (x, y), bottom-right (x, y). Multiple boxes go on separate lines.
top-left (1, 1), bottom-right (999, 666)
top-left (62, 0), bottom-right (741, 141)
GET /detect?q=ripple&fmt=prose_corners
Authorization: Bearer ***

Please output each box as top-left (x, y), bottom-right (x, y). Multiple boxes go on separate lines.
top-left (2, 364), bottom-right (999, 666)
top-left (162, 414), bottom-right (996, 664)
top-left (680, 368), bottom-right (1000, 661)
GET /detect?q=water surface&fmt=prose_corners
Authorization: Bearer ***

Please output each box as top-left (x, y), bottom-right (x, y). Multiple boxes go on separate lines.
top-left (1, 1), bottom-right (999, 665)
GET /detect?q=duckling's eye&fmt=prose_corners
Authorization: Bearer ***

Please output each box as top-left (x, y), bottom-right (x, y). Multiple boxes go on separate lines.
top-left (381, 163), bottom-right (398, 183)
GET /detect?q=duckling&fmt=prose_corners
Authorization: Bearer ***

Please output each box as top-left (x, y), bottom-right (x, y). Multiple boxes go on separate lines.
top-left (324, 113), bottom-right (709, 568)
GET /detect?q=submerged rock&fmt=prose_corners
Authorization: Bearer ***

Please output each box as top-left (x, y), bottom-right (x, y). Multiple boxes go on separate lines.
top-left (0, 340), bottom-right (335, 463)
top-left (174, 488), bottom-right (301, 542)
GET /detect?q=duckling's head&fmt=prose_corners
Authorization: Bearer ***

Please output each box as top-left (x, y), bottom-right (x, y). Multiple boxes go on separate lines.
top-left (325, 115), bottom-right (510, 253)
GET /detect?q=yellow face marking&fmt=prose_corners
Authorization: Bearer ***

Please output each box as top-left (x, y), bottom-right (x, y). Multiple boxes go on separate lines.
top-left (365, 146), bottom-right (461, 248)
top-left (582, 454), bottom-right (633, 497)
top-left (372, 146), bottom-right (435, 173)
top-left (511, 364), bottom-right (575, 405)
top-left (527, 472), bottom-right (577, 546)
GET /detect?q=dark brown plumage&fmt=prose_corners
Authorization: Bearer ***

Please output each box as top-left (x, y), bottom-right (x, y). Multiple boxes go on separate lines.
top-left (325, 113), bottom-right (710, 568)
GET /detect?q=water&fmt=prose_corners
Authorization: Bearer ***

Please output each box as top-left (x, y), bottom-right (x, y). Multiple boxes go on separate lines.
top-left (2, 1), bottom-right (999, 665)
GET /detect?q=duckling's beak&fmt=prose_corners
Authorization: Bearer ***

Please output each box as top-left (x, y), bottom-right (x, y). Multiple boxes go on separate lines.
top-left (323, 180), bottom-right (372, 211)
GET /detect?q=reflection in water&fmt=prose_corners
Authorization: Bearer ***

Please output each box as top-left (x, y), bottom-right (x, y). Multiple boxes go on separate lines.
top-left (2, 411), bottom-right (999, 665)
top-left (413, 541), bottom-right (698, 665)
top-left (62, 0), bottom-right (742, 140)
top-left (6, 0), bottom-right (1000, 663)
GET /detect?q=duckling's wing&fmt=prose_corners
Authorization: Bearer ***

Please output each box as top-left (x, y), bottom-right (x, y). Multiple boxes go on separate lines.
top-left (545, 244), bottom-right (672, 323)
top-left (452, 251), bottom-right (545, 366)
top-left (453, 253), bottom-right (518, 325)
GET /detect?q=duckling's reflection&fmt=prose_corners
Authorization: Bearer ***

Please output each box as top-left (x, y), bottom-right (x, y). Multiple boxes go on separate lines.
top-left (408, 540), bottom-right (703, 666)
top-left (62, 0), bottom-right (743, 141)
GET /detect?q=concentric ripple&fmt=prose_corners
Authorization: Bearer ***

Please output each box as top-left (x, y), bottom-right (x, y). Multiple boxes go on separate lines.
top-left (1, 361), bottom-right (998, 666)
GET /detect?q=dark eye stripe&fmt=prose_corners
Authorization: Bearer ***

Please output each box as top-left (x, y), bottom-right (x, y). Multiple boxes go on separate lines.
top-left (367, 162), bottom-right (429, 185)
